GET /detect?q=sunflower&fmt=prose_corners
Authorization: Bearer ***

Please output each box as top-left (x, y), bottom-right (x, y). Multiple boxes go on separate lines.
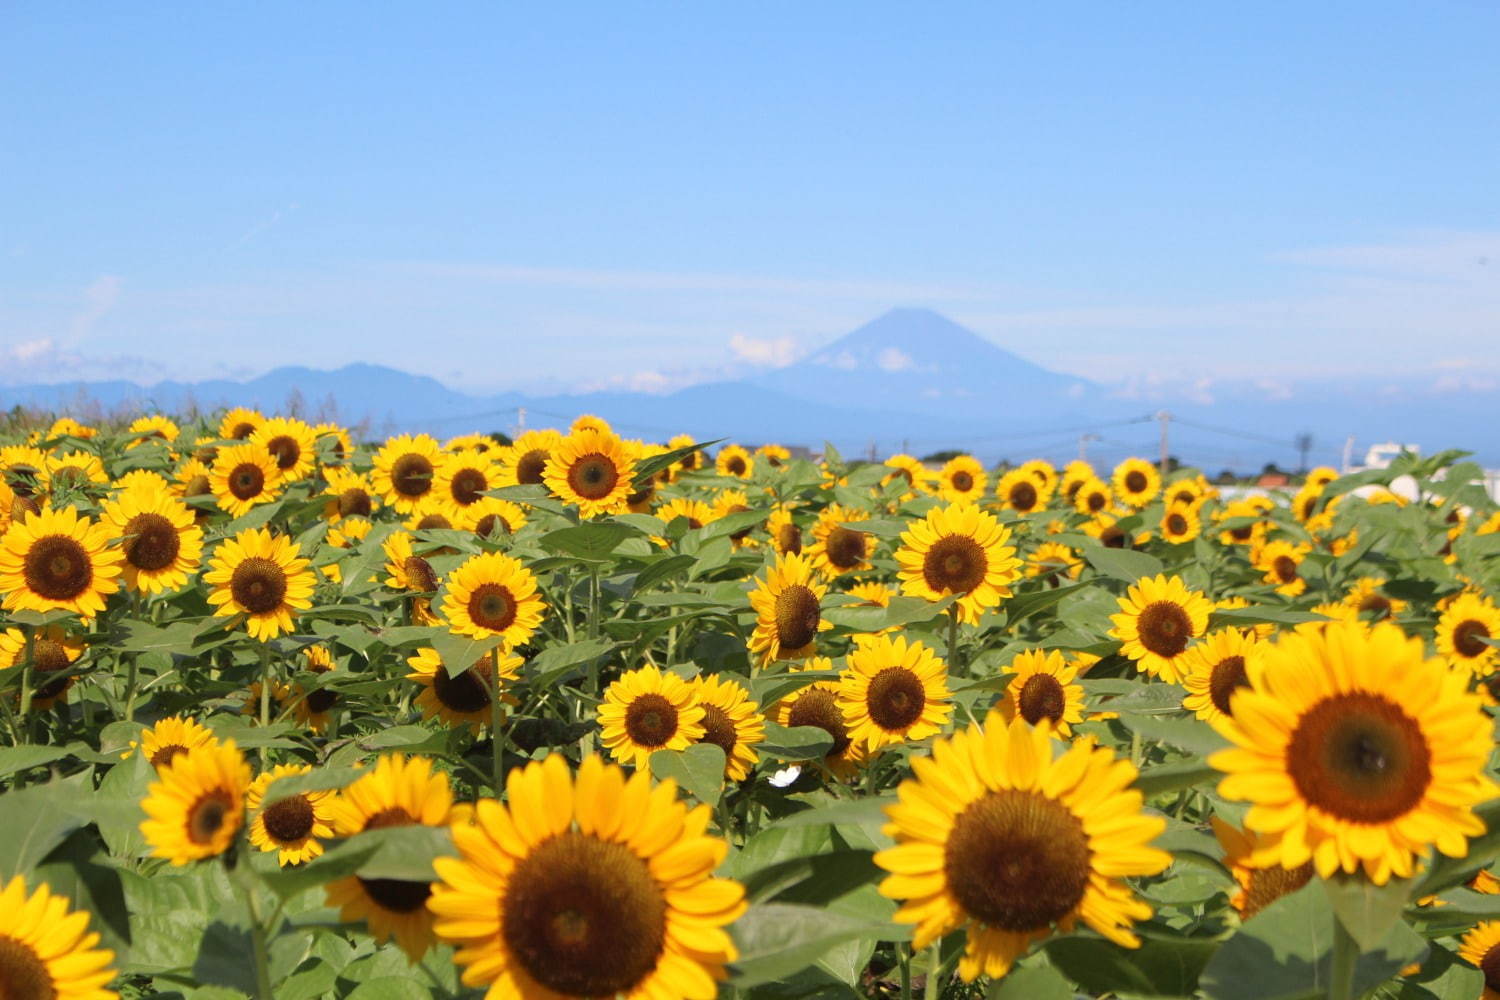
top-left (140, 739), bottom-right (251, 865)
top-left (716, 444), bottom-right (754, 479)
top-left (1216, 596), bottom-right (1276, 640)
top-left (806, 504), bottom-right (874, 577)
top-left (625, 443), bottom-right (664, 512)
top-left (1072, 477), bottom-right (1112, 516)
top-left (459, 496), bottom-right (527, 540)
top-left (838, 635), bottom-right (952, 752)
top-left (129, 715), bottom-right (219, 768)
top-left (46, 415), bottom-right (98, 440)
top-left (1025, 541), bottom-right (1082, 585)
top-left (1018, 459), bottom-right (1058, 496)
top-left (250, 417), bottom-right (317, 485)
top-left (938, 455), bottom-right (988, 504)
top-left (1163, 476), bottom-right (1205, 509)
top-left (710, 489), bottom-right (761, 548)
top-left (0, 505), bottom-right (122, 618)
top-left (1180, 629), bottom-right (1259, 723)
top-left (505, 429), bottom-right (565, 487)
top-left (1290, 484), bottom-right (1324, 523)
top-left (382, 531), bottom-right (440, 624)
top-left (875, 712), bottom-right (1170, 982)
top-left (652, 498), bottom-right (717, 546)
top-left (405, 497), bottom-right (457, 531)
top-left (1108, 574), bottom-right (1214, 683)
top-left (1434, 592), bottom-right (1500, 676)
top-left (0, 444), bottom-right (47, 499)
top-left (690, 673), bottom-right (765, 781)
top-left (247, 763), bottom-right (336, 865)
top-left (997, 649), bottom-right (1084, 737)
top-left (1209, 620), bottom-right (1498, 883)
top-left (543, 429), bottom-right (637, 518)
top-left (203, 527), bottom-right (315, 641)
top-left (1460, 922), bottom-right (1500, 999)
top-left (218, 407), bottom-right (266, 441)
top-left (43, 450), bottom-right (108, 494)
top-left (1209, 817), bottom-right (1313, 921)
top-left (406, 645), bottom-right (522, 733)
top-left (757, 443), bottom-right (791, 468)
top-left (289, 645), bottom-right (341, 732)
top-left (772, 658), bottom-right (865, 779)
top-left (766, 506), bottom-right (803, 556)
top-left (321, 466), bottom-right (379, 522)
top-left (598, 665), bottom-right (707, 771)
top-left (101, 484), bottom-right (203, 595)
top-left (0, 874), bottom-right (118, 1000)
top-left (1342, 576), bottom-right (1406, 621)
top-left (668, 433), bottom-right (703, 476)
top-left (895, 503), bottom-right (1022, 625)
top-left (569, 413), bottom-right (612, 435)
top-left (314, 423), bottom-right (354, 465)
top-left (127, 414), bottom-right (180, 447)
top-left (995, 467), bottom-right (1051, 514)
top-left (209, 442), bottom-right (281, 518)
top-left (1059, 460), bottom-right (1095, 503)
top-left (440, 551), bottom-right (546, 645)
top-left (1112, 458), bottom-right (1160, 507)
top-left (0, 625), bottom-right (85, 711)
top-left (1158, 502), bottom-right (1201, 544)
top-left (435, 450), bottom-right (507, 520)
top-left (882, 454), bottom-right (932, 497)
top-left (429, 754), bottom-right (745, 999)
top-left (1217, 498), bottom-right (1271, 547)
top-left (172, 456), bottom-right (214, 506)
top-left (324, 754), bottom-right (460, 960)
top-left (747, 553), bottom-right (831, 666)
top-left (371, 434), bottom-right (443, 513)
top-left (1305, 466), bottom-right (1339, 489)
top-left (1254, 539), bottom-right (1311, 596)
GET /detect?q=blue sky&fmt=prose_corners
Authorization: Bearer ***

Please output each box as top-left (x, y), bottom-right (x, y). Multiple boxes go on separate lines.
top-left (2, 2), bottom-right (1497, 395)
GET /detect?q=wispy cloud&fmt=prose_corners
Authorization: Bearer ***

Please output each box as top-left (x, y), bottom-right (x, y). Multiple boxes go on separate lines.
top-left (728, 333), bottom-right (799, 367)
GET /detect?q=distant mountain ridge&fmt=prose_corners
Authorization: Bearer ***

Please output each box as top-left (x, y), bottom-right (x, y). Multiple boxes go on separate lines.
top-left (3, 309), bottom-right (1497, 470)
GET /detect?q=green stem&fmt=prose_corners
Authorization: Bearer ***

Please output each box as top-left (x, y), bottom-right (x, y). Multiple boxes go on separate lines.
top-left (898, 944), bottom-right (912, 1000)
top-left (588, 568), bottom-right (601, 640)
top-left (122, 652), bottom-right (138, 724)
top-left (923, 941), bottom-right (942, 1000)
top-left (16, 626), bottom-right (34, 727)
top-left (1328, 916), bottom-right (1358, 1000)
top-left (241, 876), bottom-right (275, 1000)
top-left (945, 607), bottom-right (961, 674)
top-left (490, 647), bottom-right (507, 794)
top-left (257, 644), bottom-right (273, 765)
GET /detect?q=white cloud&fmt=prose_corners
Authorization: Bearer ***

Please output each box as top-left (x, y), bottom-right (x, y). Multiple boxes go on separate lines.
top-left (729, 333), bottom-right (799, 368)
top-left (876, 346), bottom-right (914, 372)
top-left (70, 275), bottom-right (122, 340)
top-left (10, 337), bottom-right (53, 363)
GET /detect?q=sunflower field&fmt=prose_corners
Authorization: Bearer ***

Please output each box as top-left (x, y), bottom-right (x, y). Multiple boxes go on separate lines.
top-left (4, 410), bottom-right (1500, 1000)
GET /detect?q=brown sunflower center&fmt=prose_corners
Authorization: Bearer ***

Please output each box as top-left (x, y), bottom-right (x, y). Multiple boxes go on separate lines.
top-left (450, 468), bottom-right (488, 505)
top-left (51, 466), bottom-right (88, 490)
top-left (1137, 601), bottom-right (1192, 658)
top-left (1125, 470), bottom-right (1148, 493)
top-left (188, 790), bottom-right (235, 845)
top-left (624, 693), bottom-right (678, 748)
top-left (567, 454), bottom-right (619, 500)
top-left (230, 557), bottom-right (288, 615)
top-left (787, 687), bottom-right (851, 758)
top-left (922, 535), bottom-right (986, 595)
top-left (0, 934), bottom-right (54, 1000)
top-left (1243, 863), bottom-right (1314, 920)
top-left (391, 453), bottom-right (434, 499)
top-left (726, 457), bottom-right (747, 476)
top-left (1273, 555), bottom-right (1300, 584)
top-left (1208, 656), bottom-right (1250, 717)
top-left (466, 583), bottom-right (517, 633)
top-left (625, 483), bottom-right (654, 508)
top-left (22, 535), bottom-right (93, 601)
top-left (1483, 944), bottom-right (1500, 992)
top-left (402, 556), bottom-right (438, 592)
top-left (266, 435), bottom-right (300, 471)
top-left (227, 421), bottom-right (255, 439)
top-left (778, 522), bottom-right (803, 555)
top-left (516, 449), bottom-right (548, 485)
top-left (150, 744), bottom-right (188, 768)
top-left (825, 526), bottom-right (868, 569)
top-left (1086, 490), bottom-right (1108, 513)
top-left (1285, 693), bottom-right (1432, 823)
top-left (305, 688), bottom-right (339, 713)
top-left (337, 488), bottom-right (372, 518)
top-left (866, 666), bottom-right (926, 732)
top-left (32, 640), bottom-right (73, 699)
top-left (475, 514), bottom-right (511, 538)
top-left (433, 663), bottom-right (492, 714)
top-left (1230, 524), bottom-right (1253, 542)
top-left (1454, 620), bottom-right (1492, 659)
top-left (501, 831), bottom-right (668, 996)
top-left (1172, 489), bottom-right (1195, 506)
top-left (773, 585), bottom-right (821, 650)
top-left (1010, 481), bottom-right (1038, 511)
top-left (261, 794), bottom-right (315, 843)
top-left (699, 704), bottom-right (738, 758)
top-left (123, 512), bottom-right (181, 571)
top-left (228, 463), bottom-right (265, 500)
top-left (1166, 513), bottom-right (1188, 536)
top-left (944, 789), bottom-right (1092, 932)
top-left (359, 877), bottom-right (432, 914)
top-left (951, 471), bottom-right (974, 493)
top-left (1357, 593), bottom-right (1391, 618)
top-left (184, 473), bottom-right (212, 498)
top-left (416, 513), bottom-right (452, 530)
top-left (364, 807), bottom-right (416, 831)
top-left (1101, 526), bottom-right (1127, 548)
top-left (1017, 674), bottom-right (1065, 726)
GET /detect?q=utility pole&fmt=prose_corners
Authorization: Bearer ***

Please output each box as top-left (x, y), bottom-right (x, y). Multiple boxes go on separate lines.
top-left (1078, 433), bottom-right (1099, 463)
top-left (1294, 432), bottom-right (1313, 474)
top-left (1157, 410), bottom-right (1171, 477)
top-left (1342, 435), bottom-right (1356, 473)
top-left (515, 406), bottom-right (526, 439)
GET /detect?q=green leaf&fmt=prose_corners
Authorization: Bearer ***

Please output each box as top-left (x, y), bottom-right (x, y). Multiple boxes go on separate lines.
top-left (1045, 931), bottom-right (1217, 998)
top-left (1002, 582), bottom-right (1089, 628)
top-left (1117, 713), bottom-right (1231, 756)
top-left (540, 521), bottom-right (641, 561)
top-left (631, 554), bottom-right (697, 594)
top-left (527, 638), bottom-right (618, 687)
top-left (631, 440), bottom-right (720, 488)
top-left (118, 863), bottom-right (240, 975)
top-left (193, 920), bottom-right (261, 996)
top-left (1321, 872), bottom-right (1417, 951)
top-left (357, 725), bottom-right (449, 754)
top-left (1417, 798), bottom-right (1500, 895)
top-left (1133, 759), bottom-right (1220, 798)
top-left (750, 668), bottom-right (841, 708)
top-left (729, 902), bottom-right (902, 987)
top-left (259, 837), bottom-right (383, 900)
top-left (986, 964), bottom-right (1074, 1000)
top-left (93, 752), bottom-right (155, 858)
top-left (349, 824), bottom-right (457, 882)
top-left (1082, 545), bottom-right (1165, 581)
top-left (33, 828), bottom-right (132, 963)
top-left (757, 721), bottom-right (835, 761)
top-left (263, 765), bottom-right (363, 803)
top-left (1210, 606), bottom-right (1330, 628)
top-left (0, 742), bottom-right (80, 778)
top-left (0, 772), bottom-right (93, 879)
top-left (428, 630), bottom-right (507, 677)
top-left (487, 483), bottom-right (573, 517)
top-left (822, 594), bottom-right (955, 631)
top-left (650, 744), bottom-right (726, 806)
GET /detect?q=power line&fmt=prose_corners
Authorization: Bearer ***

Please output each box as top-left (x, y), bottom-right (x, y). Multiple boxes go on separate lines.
top-left (1170, 416), bottom-right (1299, 450)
